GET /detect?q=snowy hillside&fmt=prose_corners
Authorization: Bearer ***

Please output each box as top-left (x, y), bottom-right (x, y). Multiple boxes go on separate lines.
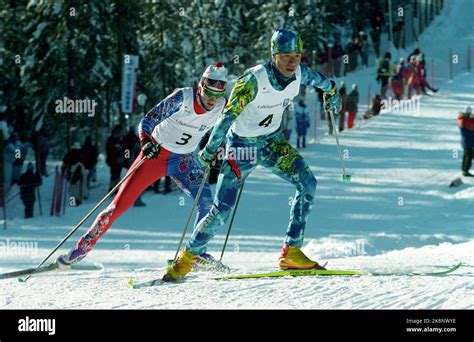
top-left (1, 0), bottom-right (473, 310)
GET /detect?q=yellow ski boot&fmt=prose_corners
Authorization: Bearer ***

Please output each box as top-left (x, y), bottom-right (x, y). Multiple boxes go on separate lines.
top-left (162, 248), bottom-right (198, 282)
top-left (278, 244), bottom-right (326, 270)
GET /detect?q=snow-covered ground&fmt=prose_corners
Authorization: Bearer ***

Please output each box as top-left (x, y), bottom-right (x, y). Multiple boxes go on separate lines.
top-left (1, 0), bottom-right (473, 309)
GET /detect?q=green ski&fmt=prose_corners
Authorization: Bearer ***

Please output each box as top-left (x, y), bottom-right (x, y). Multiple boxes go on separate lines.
top-left (212, 263), bottom-right (462, 280)
top-left (128, 277), bottom-right (165, 289)
top-left (128, 263), bottom-right (462, 288)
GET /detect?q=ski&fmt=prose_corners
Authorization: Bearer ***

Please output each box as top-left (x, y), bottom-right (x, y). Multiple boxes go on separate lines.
top-left (129, 259), bottom-right (231, 289)
top-left (128, 277), bottom-right (165, 289)
top-left (448, 171), bottom-right (474, 187)
top-left (166, 258), bottom-right (230, 272)
top-left (0, 262), bottom-right (104, 280)
top-left (212, 263), bottom-right (462, 280)
top-left (212, 269), bottom-right (362, 280)
top-left (128, 263), bottom-right (462, 289)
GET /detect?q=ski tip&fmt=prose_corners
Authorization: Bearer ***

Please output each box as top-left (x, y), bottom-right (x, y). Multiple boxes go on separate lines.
top-left (162, 274), bottom-right (174, 283)
top-left (93, 262), bottom-right (105, 270)
top-left (128, 278), bottom-right (135, 289)
top-left (18, 277), bottom-right (27, 283)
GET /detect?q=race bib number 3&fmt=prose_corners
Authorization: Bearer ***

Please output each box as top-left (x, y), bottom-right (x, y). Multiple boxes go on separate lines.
top-left (176, 133), bottom-right (193, 145)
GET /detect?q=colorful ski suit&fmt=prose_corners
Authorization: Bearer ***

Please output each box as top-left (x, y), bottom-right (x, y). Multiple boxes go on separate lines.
top-left (186, 61), bottom-right (335, 255)
top-left (74, 88), bottom-right (223, 256)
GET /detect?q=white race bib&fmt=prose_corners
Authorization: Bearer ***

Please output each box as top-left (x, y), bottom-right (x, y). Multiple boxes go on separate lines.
top-left (231, 64), bottom-right (301, 137)
top-left (152, 87), bottom-right (225, 154)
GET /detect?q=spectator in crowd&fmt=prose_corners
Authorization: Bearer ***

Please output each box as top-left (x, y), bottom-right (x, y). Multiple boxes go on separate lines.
top-left (4, 132), bottom-right (19, 191)
top-left (63, 142), bottom-right (88, 205)
top-left (325, 42), bottom-right (334, 77)
top-left (346, 84), bottom-right (359, 129)
top-left (81, 136), bottom-right (99, 190)
top-left (122, 126), bottom-right (141, 169)
top-left (339, 81), bottom-right (347, 132)
top-left (32, 127), bottom-right (50, 177)
top-left (9, 132), bottom-right (28, 185)
top-left (317, 46), bottom-right (329, 77)
top-left (331, 39), bottom-right (345, 78)
top-left (0, 114), bottom-right (8, 140)
top-left (359, 31), bottom-right (369, 68)
top-left (106, 124), bottom-right (125, 191)
top-left (393, 17), bottom-right (405, 49)
top-left (122, 127), bottom-right (146, 206)
top-left (295, 99), bottom-right (310, 148)
top-left (370, 4), bottom-right (385, 31)
top-left (370, 5), bottom-right (384, 57)
top-left (407, 48), bottom-right (421, 64)
top-left (370, 27), bottom-right (382, 58)
top-left (391, 57), bottom-right (406, 101)
top-left (406, 55), bottom-right (422, 99)
top-left (316, 87), bottom-right (325, 120)
top-left (417, 53), bottom-right (438, 94)
top-left (458, 106), bottom-right (474, 177)
top-left (364, 94), bottom-right (383, 120)
top-left (345, 38), bottom-right (360, 73)
top-left (19, 163), bottom-right (41, 218)
top-left (300, 52), bottom-right (310, 66)
top-left (376, 52), bottom-right (395, 98)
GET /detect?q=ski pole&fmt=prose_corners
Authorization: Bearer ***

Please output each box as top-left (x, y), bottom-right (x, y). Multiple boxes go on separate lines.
top-left (327, 108), bottom-right (351, 182)
top-left (62, 172), bottom-right (68, 215)
top-left (172, 166), bottom-right (211, 262)
top-left (36, 186), bottom-right (43, 216)
top-left (20, 155), bottom-right (148, 282)
top-left (219, 182), bottom-right (244, 262)
top-left (50, 166), bottom-right (58, 216)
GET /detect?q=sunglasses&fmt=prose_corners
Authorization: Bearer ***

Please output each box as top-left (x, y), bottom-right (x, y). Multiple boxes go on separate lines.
top-left (201, 77), bottom-right (226, 91)
top-left (202, 85), bottom-right (226, 100)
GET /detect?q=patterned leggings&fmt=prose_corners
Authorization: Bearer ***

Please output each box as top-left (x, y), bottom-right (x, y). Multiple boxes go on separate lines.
top-left (75, 149), bottom-right (213, 254)
top-left (186, 130), bottom-right (317, 255)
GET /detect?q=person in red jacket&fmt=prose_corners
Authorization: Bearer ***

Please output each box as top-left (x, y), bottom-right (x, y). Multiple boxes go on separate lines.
top-left (406, 55), bottom-right (422, 99)
top-left (346, 84), bottom-right (359, 129)
top-left (458, 106), bottom-right (474, 176)
top-left (417, 53), bottom-right (438, 94)
top-left (391, 58), bottom-right (405, 101)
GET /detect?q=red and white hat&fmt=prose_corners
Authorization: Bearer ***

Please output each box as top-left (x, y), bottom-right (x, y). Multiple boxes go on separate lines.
top-left (200, 61), bottom-right (228, 92)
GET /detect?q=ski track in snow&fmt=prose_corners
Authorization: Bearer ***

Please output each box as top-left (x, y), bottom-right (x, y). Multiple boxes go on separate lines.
top-left (1, 242), bottom-right (473, 309)
top-left (1, 0), bottom-right (474, 309)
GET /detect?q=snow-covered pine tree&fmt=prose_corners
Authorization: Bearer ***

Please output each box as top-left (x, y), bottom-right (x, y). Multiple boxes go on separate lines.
top-left (0, 0), bottom-right (30, 135)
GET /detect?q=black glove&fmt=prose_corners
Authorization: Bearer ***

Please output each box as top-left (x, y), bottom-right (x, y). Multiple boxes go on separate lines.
top-left (140, 137), bottom-right (161, 159)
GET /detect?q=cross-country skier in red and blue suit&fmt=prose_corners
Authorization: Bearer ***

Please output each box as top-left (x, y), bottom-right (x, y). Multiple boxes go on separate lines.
top-left (57, 62), bottom-right (229, 266)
